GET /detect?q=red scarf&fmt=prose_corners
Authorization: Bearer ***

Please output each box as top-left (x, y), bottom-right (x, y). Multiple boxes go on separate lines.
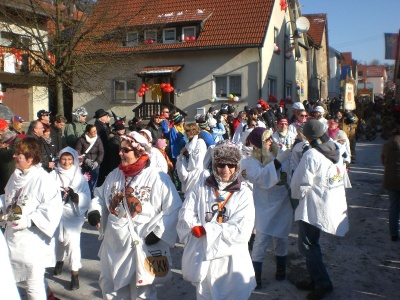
top-left (118, 154), bottom-right (149, 177)
top-left (327, 128), bottom-right (339, 139)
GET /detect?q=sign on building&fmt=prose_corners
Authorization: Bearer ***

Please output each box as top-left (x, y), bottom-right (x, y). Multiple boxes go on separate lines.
top-left (344, 83), bottom-right (355, 110)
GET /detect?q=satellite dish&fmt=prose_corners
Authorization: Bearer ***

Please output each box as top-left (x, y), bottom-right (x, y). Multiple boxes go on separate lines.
top-left (296, 17), bottom-right (310, 33)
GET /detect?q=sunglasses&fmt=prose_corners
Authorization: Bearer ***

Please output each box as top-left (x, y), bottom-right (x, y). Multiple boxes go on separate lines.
top-left (216, 163), bottom-right (236, 169)
top-left (299, 114), bottom-right (307, 117)
top-left (120, 147), bottom-right (134, 153)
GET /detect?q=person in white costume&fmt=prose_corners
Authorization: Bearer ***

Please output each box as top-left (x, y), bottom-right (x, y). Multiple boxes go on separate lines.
top-left (241, 127), bottom-right (292, 289)
top-left (289, 123), bottom-right (310, 176)
top-left (290, 119), bottom-right (349, 300)
top-left (138, 129), bottom-right (168, 174)
top-left (87, 131), bottom-right (181, 300)
top-left (177, 140), bottom-right (256, 300)
top-left (1, 137), bottom-right (62, 300)
top-left (272, 116), bottom-right (297, 151)
top-left (50, 147), bottom-right (91, 290)
top-left (176, 123), bottom-right (207, 195)
top-left (0, 230), bottom-right (20, 300)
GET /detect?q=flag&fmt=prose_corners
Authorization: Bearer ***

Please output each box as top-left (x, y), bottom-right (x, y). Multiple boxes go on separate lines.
top-left (384, 33), bottom-right (399, 60)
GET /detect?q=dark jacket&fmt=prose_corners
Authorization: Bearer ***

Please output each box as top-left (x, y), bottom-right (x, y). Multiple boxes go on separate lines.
top-left (108, 132), bottom-right (122, 171)
top-left (381, 133), bottom-right (400, 190)
top-left (262, 109), bottom-right (277, 131)
top-left (27, 133), bottom-right (56, 173)
top-left (50, 124), bottom-right (66, 155)
top-left (146, 122), bottom-right (163, 145)
top-left (75, 136), bottom-right (104, 169)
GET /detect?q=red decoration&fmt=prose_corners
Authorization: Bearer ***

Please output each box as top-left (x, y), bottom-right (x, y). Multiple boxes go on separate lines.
top-left (285, 97), bottom-right (293, 104)
top-left (184, 36), bottom-right (190, 42)
top-left (138, 92), bottom-right (143, 97)
top-left (280, 0), bottom-right (288, 11)
top-left (268, 95), bottom-right (277, 102)
top-left (257, 99), bottom-right (270, 110)
top-left (141, 83), bottom-right (146, 88)
top-left (189, 36), bottom-right (195, 42)
top-left (160, 83), bottom-right (166, 89)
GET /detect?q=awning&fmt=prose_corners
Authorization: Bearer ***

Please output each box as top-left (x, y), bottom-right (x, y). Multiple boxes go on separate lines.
top-left (136, 65), bottom-right (183, 77)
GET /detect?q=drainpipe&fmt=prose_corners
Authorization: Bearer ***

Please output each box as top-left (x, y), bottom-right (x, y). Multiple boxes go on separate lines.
top-left (258, 47), bottom-right (263, 99)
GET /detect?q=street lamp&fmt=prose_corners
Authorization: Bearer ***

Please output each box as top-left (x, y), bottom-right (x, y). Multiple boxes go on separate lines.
top-left (282, 17), bottom-right (309, 101)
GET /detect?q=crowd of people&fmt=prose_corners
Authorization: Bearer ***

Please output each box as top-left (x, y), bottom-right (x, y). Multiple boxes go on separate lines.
top-left (0, 97), bottom-right (397, 300)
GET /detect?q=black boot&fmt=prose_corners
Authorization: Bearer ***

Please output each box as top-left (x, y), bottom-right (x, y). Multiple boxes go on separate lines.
top-left (248, 233), bottom-right (256, 252)
top-left (71, 272), bottom-right (79, 290)
top-left (275, 255), bottom-right (286, 281)
top-left (53, 261), bottom-right (64, 276)
top-left (252, 261), bottom-right (262, 289)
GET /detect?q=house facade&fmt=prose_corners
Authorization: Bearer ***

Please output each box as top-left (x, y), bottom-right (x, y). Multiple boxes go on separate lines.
top-left (357, 65), bottom-right (388, 98)
top-left (73, 0), bottom-right (310, 121)
top-left (328, 46), bottom-right (343, 99)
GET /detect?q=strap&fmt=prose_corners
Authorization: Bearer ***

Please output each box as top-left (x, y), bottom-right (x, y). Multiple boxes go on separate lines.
top-left (213, 189), bottom-right (233, 223)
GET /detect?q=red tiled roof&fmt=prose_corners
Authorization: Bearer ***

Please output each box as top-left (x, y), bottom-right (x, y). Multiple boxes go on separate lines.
top-left (303, 14), bottom-right (326, 47)
top-left (341, 52), bottom-right (353, 66)
top-left (358, 65), bottom-right (386, 78)
top-left (78, 0), bottom-right (275, 54)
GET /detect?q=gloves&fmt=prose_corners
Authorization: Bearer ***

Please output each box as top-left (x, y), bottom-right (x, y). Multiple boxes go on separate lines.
top-left (276, 149), bottom-right (291, 163)
top-left (192, 226), bottom-right (206, 238)
top-left (68, 188), bottom-right (79, 203)
top-left (12, 215), bottom-right (31, 231)
top-left (87, 211), bottom-right (101, 226)
top-left (145, 231), bottom-right (160, 245)
top-left (92, 161), bottom-right (99, 170)
top-left (84, 158), bottom-right (93, 168)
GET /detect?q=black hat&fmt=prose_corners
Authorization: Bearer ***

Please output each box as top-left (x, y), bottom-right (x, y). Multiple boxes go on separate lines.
top-left (113, 122), bottom-right (126, 131)
top-left (93, 109), bottom-right (110, 119)
top-left (37, 109), bottom-right (51, 118)
top-left (227, 105), bottom-right (235, 114)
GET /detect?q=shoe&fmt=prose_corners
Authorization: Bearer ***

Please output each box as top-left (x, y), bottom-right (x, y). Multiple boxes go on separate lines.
top-left (306, 285), bottom-right (333, 300)
top-left (391, 236), bottom-right (399, 241)
top-left (71, 274), bottom-right (80, 290)
top-left (53, 261), bottom-right (63, 276)
top-left (275, 266), bottom-right (286, 281)
top-left (295, 280), bottom-right (315, 291)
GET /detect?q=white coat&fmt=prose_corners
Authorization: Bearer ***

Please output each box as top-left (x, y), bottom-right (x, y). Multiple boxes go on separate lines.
top-left (290, 148), bottom-right (349, 237)
top-left (241, 156), bottom-right (293, 237)
top-left (0, 231), bottom-right (20, 300)
top-left (177, 171), bottom-right (256, 300)
top-left (89, 166), bottom-right (182, 291)
top-left (149, 147), bottom-right (168, 174)
top-left (176, 135), bottom-right (207, 194)
top-left (272, 130), bottom-right (297, 151)
top-left (2, 165), bottom-right (63, 282)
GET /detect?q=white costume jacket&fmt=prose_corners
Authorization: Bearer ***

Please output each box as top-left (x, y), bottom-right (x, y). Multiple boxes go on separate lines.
top-left (177, 171), bottom-right (256, 300)
top-left (149, 147), bottom-right (168, 174)
top-left (2, 165), bottom-right (63, 282)
top-left (176, 135), bottom-right (207, 194)
top-left (290, 148), bottom-right (349, 236)
top-left (89, 166), bottom-right (181, 291)
top-left (241, 156), bottom-right (293, 237)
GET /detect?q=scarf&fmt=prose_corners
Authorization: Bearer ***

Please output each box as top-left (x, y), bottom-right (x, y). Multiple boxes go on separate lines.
top-left (327, 127), bottom-right (340, 139)
top-left (6, 164), bottom-right (41, 191)
top-left (43, 136), bottom-right (52, 144)
top-left (174, 123), bottom-right (185, 136)
top-left (85, 134), bottom-right (97, 145)
top-left (118, 154), bottom-right (149, 177)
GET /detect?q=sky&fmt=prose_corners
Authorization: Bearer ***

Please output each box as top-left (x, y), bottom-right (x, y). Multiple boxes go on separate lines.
top-left (299, 0), bottom-right (400, 65)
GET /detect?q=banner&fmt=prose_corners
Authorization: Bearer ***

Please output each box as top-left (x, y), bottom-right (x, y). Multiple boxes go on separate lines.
top-left (384, 33), bottom-right (399, 60)
top-left (344, 83), bottom-right (355, 110)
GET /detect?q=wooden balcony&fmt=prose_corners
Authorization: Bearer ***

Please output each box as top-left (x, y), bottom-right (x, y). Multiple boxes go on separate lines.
top-left (132, 102), bottom-right (187, 120)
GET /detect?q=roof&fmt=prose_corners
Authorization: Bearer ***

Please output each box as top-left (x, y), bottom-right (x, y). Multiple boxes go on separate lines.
top-left (78, 0), bottom-right (275, 55)
top-left (137, 65), bottom-right (183, 77)
top-left (341, 52), bottom-right (353, 66)
top-left (303, 13), bottom-right (326, 47)
top-left (358, 65), bottom-right (386, 78)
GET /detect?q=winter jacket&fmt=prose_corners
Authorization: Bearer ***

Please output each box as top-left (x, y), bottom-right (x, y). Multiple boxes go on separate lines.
top-left (381, 134), bottom-right (400, 190)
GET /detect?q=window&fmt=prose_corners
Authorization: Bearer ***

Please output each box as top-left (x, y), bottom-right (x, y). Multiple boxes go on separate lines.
top-left (358, 71), bottom-right (363, 77)
top-left (125, 32), bottom-right (138, 46)
top-left (274, 27), bottom-right (279, 43)
top-left (182, 26), bottom-right (196, 41)
top-left (144, 30), bottom-right (157, 43)
top-left (268, 77), bottom-right (277, 97)
top-left (214, 75), bottom-right (242, 98)
top-left (163, 28), bottom-right (176, 44)
top-left (285, 82), bottom-right (292, 98)
top-left (0, 31), bottom-right (31, 48)
top-left (113, 79), bottom-right (137, 103)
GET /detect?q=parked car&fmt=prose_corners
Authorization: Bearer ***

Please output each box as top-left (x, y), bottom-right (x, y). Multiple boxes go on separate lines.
top-left (0, 103), bottom-right (15, 123)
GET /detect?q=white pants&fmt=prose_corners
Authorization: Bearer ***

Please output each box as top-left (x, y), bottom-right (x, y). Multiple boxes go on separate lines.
top-left (56, 229), bottom-right (82, 271)
top-left (99, 270), bottom-right (157, 300)
top-left (251, 232), bottom-right (288, 262)
top-left (21, 268), bottom-right (47, 300)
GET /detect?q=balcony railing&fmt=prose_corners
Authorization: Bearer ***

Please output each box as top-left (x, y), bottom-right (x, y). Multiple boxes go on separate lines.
top-left (0, 45), bottom-right (52, 74)
top-left (132, 102), bottom-right (187, 120)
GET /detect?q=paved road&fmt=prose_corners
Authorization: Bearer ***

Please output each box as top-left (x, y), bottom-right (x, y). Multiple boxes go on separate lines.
top-left (18, 135), bottom-right (399, 299)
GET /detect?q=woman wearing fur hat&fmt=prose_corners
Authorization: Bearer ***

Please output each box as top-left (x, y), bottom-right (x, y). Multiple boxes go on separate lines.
top-left (176, 123), bottom-right (207, 196)
top-left (64, 107), bottom-right (88, 148)
top-left (290, 119), bottom-right (348, 299)
top-left (87, 131), bottom-right (182, 299)
top-left (50, 147), bottom-right (91, 290)
top-left (177, 140), bottom-right (256, 300)
top-left (241, 127), bottom-right (292, 289)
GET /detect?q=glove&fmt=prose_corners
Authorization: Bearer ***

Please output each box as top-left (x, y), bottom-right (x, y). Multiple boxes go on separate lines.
top-left (92, 161), bottom-right (99, 170)
top-left (84, 158), bottom-right (93, 168)
top-left (68, 188), bottom-right (79, 204)
top-left (87, 211), bottom-right (101, 226)
top-left (276, 149), bottom-right (291, 163)
top-left (192, 226), bottom-right (206, 238)
top-left (145, 231), bottom-right (160, 245)
top-left (12, 215), bottom-right (31, 231)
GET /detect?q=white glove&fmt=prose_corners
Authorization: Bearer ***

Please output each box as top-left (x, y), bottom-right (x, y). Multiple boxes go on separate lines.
top-left (84, 158), bottom-right (93, 168)
top-left (276, 149), bottom-right (291, 163)
top-left (92, 161), bottom-right (99, 170)
top-left (12, 215), bottom-right (31, 231)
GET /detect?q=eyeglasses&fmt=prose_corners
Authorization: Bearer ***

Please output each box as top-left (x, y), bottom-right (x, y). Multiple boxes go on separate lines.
top-left (216, 163), bottom-right (236, 169)
top-left (185, 130), bottom-right (191, 133)
top-left (299, 114), bottom-right (307, 117)
top-left (120, 147), bottom-right (134, 153)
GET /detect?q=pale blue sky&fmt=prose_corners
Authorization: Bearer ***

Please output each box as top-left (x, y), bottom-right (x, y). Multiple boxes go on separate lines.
top-left (299, 0), bottom-right (400, 65)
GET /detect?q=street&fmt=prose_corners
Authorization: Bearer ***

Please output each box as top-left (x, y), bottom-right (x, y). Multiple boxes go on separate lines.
top-left (18, 135), bottom-right (399, 300)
